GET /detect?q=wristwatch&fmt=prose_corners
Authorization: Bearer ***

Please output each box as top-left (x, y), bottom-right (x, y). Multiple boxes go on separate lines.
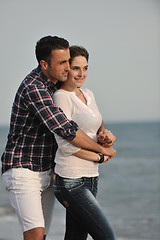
top-left (97, 153), bottom-right (104, 164)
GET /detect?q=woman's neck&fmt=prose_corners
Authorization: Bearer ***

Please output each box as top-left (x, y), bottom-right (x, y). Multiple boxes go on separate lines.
top-left (60, 83), bottom-right (87, 104)
top-left (60, 82), bottom-right (77, 92)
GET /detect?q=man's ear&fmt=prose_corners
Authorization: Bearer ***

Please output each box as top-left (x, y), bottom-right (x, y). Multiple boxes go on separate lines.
top-left (40, 60), bottom-right (48, 70)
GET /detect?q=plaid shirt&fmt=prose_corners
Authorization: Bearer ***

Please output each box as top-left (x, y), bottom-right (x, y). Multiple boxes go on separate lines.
top-left (1, 66), bottom-right (78, 173)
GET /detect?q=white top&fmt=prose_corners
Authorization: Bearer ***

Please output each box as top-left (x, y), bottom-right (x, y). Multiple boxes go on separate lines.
top-left (53, 88), bottom-right (102, 178)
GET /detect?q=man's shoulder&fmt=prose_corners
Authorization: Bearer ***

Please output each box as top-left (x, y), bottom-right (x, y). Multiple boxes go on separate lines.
top-left (13, 67), bottom-right (46, 99)
top-left (21, 66), bottom-right (46, 89)
top-left (25, 67), bottom-right (43, 84)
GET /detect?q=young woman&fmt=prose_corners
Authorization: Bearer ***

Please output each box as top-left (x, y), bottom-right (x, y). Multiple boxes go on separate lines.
top-left (53, 46), bottom-right (116, 240)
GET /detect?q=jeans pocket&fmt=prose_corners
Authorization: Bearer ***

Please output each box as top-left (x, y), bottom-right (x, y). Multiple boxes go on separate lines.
top-left (62, 178), bottom-right (84, 192)
top-left (2, 170), bottom-right (14, 191)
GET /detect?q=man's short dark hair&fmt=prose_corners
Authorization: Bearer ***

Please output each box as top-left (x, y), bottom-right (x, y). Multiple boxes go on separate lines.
top-left (35, 36), bottom-right (69, 64)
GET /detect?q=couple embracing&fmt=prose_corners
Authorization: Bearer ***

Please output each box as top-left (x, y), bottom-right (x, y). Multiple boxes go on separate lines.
top-left (1, 36), bottom-right (116, 240)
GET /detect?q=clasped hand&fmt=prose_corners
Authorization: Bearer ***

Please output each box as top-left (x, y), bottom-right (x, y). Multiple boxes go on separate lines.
top-left (97, 129), bottom-right (116, 162)
top-left (97, 129), bottom-right (116, 147)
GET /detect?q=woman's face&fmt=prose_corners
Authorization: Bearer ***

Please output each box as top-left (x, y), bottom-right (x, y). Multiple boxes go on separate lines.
top-left (67, 56), bottom-right (88, 89)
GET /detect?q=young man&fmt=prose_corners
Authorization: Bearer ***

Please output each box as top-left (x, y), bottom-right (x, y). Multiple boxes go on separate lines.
top-left (1, 36), bottom-right (116, 240)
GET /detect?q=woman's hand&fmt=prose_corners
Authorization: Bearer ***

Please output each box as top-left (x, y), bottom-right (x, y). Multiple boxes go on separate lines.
top-left (101, 146), bottom-right (116, 159)
top-left (104, 155), bottom-right (109, 163)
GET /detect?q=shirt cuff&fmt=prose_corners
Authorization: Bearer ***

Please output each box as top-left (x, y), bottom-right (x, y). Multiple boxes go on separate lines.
top-left (54, 120), bottom-right (79, 141)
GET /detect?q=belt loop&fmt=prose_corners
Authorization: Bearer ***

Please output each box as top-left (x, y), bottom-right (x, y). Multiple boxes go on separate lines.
top-left (91, 177), bottom-right (93, 190)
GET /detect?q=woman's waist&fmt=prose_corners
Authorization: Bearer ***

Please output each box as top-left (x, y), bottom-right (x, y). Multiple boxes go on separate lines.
top-left (55, 163), bottom-right (99, 178)
top-left (53, 172), bottom-right (99, 182)
top-left (55, 153), bottom-right (98, 165)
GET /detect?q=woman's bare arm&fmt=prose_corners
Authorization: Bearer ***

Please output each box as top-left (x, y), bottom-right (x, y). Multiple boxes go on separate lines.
top-left (73, 148), bottom-right (109, 162)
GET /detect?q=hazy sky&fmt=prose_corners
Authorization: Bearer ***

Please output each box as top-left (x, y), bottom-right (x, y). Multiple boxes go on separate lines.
top-left (0, 0), bottom-right (159, 125)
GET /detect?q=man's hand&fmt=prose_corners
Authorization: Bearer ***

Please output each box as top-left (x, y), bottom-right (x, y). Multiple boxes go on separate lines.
top-left (97, 129), bottom-right (116, 147)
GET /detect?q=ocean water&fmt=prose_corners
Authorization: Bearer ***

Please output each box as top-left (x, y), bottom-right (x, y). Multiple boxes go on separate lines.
top-left (0, 122), bottom-right (160, 240)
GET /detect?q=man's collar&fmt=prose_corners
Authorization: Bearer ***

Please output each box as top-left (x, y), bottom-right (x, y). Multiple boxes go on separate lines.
top-left (37, 65), bottom-right (54, 87)
top-left (37, 65), bottom-right (62, 90)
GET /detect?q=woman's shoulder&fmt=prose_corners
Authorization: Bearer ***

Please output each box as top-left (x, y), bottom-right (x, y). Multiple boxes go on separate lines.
top-left (81, 88), bottom-right (94, 97)
top-left (54, 89), bottom-right (68, 95)
top-left (54, 89), bottom-right (74, 97)
top-left (53, 89), bottom-right (75, 105)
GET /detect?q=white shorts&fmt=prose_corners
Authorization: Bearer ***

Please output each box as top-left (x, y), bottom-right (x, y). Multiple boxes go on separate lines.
top-left (2, 168), bottom-right (55, 235)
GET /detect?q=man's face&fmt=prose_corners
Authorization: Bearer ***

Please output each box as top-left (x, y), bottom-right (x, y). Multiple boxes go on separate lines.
top-left (43, 48), bottom-right (70, 83)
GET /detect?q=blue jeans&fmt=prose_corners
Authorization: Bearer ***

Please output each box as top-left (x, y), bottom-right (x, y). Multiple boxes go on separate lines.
top-left (53, 174), bottom-right (116, 240)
